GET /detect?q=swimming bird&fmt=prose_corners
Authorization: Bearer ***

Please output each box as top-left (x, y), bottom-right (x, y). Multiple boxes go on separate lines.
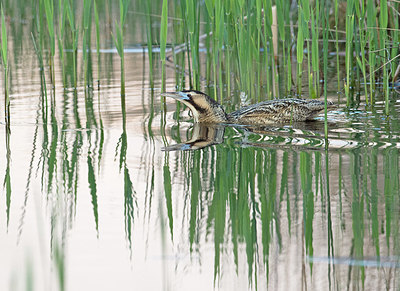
top-left (161, 90), bottom-right (336, 125)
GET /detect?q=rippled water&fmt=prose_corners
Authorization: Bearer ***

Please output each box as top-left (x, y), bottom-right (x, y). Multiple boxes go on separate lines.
top-left (1, 18), bottom-right (400, 291)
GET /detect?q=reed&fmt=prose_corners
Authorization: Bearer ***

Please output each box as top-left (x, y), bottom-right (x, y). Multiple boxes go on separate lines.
top-left (65, 0), bottom-right (78, 88)
top-left (322, 1), bottom-right (329, 137)
top-left (263, 1), bottom-right (273, 99)
top-left (94, 0), bottom-right (101, 88)
top-left (390, 17), bottom-right (399, 93)
top-left (170, 0), bottom-right (399, 109)
top-left (112, 0), bottom-right (130, 97)
top-left (184, 0), bottom-right (201, 90)
top-left (43, 0), bottom-right (55, 87)
top-left (4, 0), bottom-right (400, 118)
top-left (1, 5), bottom-right (10, 132)
top-left (355, 1), bottom-right (369, 105)
top-left (300, 0), bottom-right (310, 98)
top-left (310, 1), bottom-right (319, 98)
top-left (57, 0), bottom-right (67, 87)
top-left (367, 0), bottom-right (377, 103)
top-left (276, 1), bottom-right (287, 94)
top-left (344, 1), bottom-right (354, 105)
top-left (144, 1), bottom-right (154, 88)
top-left (379, 0), bottom-right (389, 115)
top-left (160, 0), bottom-right (168, 92)
top-left (82, 0), bottom-right (93, 88)
top-left (334, 0), bottom-right (340, 93)
top-left (296, 7), bottom-right (305, 96)
top-left (171, 0), bottom-right (186, 90)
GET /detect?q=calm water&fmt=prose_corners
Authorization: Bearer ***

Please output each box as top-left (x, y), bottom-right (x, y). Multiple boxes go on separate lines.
top-left (1, 11), bottom-right (400, 291)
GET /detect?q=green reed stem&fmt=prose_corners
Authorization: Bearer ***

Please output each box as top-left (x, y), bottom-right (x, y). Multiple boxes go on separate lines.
top-left (66, 0), bottom-right (77, 88)
top-left (390, 4), bottom-right (399, 83)
top-left (205, 0), bottom-right (215, 96)
top-left (367, 0), bottom-right (377, 103)
top-left (216, 2), bottom-right (223, 100)
top-left (94, 0), bottom-right (100, 88)
top-left (43, 0), bottom-right (55, 87)
top-left (322, 1), bottom-right (329, 138)
top-left (276, 0), bottom-right (289, 95)
top-left (307, 40), bottom-right (313, 97)
top-left (185, 0), bottom-right (200, 89)
top-left (57, 0), bottom-right (66, 87)
top-left (112, 0), bottom-right (130, 97)
top-left (296, 8), bottom-right (304, 96)
top-left (1, 5), bottom-right (10, 132)
top-left (82, 0), bottom-right (92, 88)
top-left (345, 13), bottom-right (354, 105)
top-left (311, 2), bottom-right (319, 98)
top-left (379, 0), bottom-right (389, 115)
top-left (144, 1), bottom-right (154, 88)
top-left (160, 0), bottom-right (168, 92)
top-left (356, 1), bottom-right (368, 105)
top-left (262, 0), bottom-right (272, 99)
top-left (334, 0), bottom-right (340, 93)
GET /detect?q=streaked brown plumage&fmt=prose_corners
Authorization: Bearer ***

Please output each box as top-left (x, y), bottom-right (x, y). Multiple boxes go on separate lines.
top-left (161, 90), bottom-right (336, 125)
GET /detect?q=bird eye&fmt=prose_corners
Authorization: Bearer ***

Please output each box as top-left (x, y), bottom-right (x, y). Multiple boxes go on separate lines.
top-left (187, 94), bottom-right (192, 98)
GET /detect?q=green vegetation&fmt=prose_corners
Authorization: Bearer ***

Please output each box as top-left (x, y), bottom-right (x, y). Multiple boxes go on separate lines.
top-left (93, 0), bottom-right (100, 88)
top-left (1, 0), bottom-right (398, 111)
top-left (43, 0), bottom-right (56, 87)
top-left (160, 0), bottom-right (168, 91)
top-left (112, 0), bottom-right (130, 97)
top-left (1, 5), bottom-right (9, 132)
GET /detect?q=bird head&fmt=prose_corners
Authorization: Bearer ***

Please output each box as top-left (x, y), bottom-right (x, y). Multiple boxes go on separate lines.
top-left (161, 90), bottom-right (227, 123)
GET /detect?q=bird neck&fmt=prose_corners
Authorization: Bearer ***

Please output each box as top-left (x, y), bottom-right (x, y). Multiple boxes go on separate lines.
top-left (196, 105), bottom-right (228, 123)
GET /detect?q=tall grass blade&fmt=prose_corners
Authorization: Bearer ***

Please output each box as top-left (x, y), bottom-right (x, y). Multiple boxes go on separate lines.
top-left (65, 0), bottom-right (77, 88)
top-left (43, 0), bottom-right (55, 86)
top-left (94, 0), bottom-right (100, 88)
top-left (296, 8), bottom-right (304, 96)
top-left (112, 0), bottom-right (130, 97)
top-left (144, 1), bottom-right (154, 88)
top-left (1, 5), bottom-right (10, 132)
top-left (322, 0), bottom-right (329, 138)
top-left (82, 0), bottom-right (93, 87)
top-left (1, 5), bottom-right (8, 67)
top-left (345, 13), bottom-right (354, 105)
top-left (379, 0), bottom-right (389, 114)
top-left (367, 0), bottom-right (377, 102)
top-left (160, 0), bottom-right (168, 92)
top-left (57, 0), bottom-right (67, 87)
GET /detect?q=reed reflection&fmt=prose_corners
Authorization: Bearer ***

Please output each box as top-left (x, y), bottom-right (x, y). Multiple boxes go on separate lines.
top-left (117, 91), bottom-right (136, 251)
top-left (4, 130), bottom-right (11, 227)
top-left (161, 122), bottom-right (400, 289)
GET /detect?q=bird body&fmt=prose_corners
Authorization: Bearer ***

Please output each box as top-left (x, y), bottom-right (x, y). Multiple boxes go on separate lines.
top-left (229, 98), bottom-right (335, 124)
top-left (162, 90), bottom-right (336, 125)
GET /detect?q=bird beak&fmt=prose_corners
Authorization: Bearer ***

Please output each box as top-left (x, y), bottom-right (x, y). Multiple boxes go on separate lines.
top-left (161, 92), bottom-right (190, 101)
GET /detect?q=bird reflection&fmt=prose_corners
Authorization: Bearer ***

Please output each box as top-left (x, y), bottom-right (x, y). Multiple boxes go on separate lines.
top-left (162, 119), bottom-right (341, 152)
top-left (162, 123), bottom-right (225, 151)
